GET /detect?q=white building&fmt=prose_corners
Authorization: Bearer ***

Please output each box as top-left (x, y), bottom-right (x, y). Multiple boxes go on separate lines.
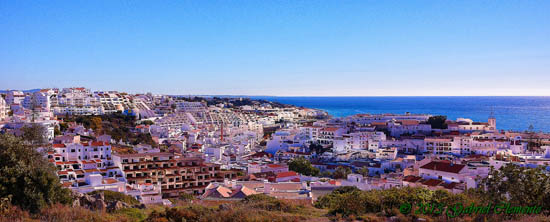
top-left (5, 90), bottom-right (25, 105)
top-left (419, 161), bottom-right (468, 183)
top-left (126, 183), bottom-right (164, 205)
top-left (69, 174), bottom-right (126, 194)
top-left (177, 101), bottom-right (206, 113)
top-left (448, 117), bottom-right (497, 133)
top-left (94, 91), bottom-right (134, 114)
top-left (388, 120), bottom-right (431, 137)
top-left (53, 88), bottom-right (104, 115)
top-left (22, 91), bottom-right (51, 111)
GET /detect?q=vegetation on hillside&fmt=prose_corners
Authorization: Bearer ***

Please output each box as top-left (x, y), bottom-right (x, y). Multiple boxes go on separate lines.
top-left (2, 123), bottom-right (550, 221)
top-left (332, 166), bottom-right (352, 179)
top-left (288, 157), bottom-right (320, 176)
top-left (2, 194), bottom-right (329, 222)
top-left (65, 113), bottom-right (157, 146)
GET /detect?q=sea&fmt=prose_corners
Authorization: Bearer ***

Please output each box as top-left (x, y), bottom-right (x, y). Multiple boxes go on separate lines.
top-left (250, 96), bottom-right (550, 133)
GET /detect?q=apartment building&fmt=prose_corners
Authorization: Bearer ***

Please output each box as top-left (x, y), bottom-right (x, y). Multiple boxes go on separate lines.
top-left (5, 90), bottom-right (26, 105)
top-left (388, 120), bottom-right (431, 137)
top-left (94, 91), bottom-right (134, 114)
top-left (177, 101), bottom-right (206, 113)
top-left (424, 138), bottom-right (453, 155)
top-left (112, 152), bottom-right (235, 197)
top-left (53, 87), bottom-right (103, 115)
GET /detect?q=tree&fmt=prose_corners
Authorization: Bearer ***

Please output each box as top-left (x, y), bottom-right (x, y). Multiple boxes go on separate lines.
top-left (481, 164), bottom-right (550, 211)
top-left (427, 115), bottom-right (447, 129)
top-left (526, 124), bottom-right (538, 151)
top-left (357, 166), bottom-right (369, 177)
top-left (90, 116), bottom-right (103, 133)
top-left (20, 123), bottom-right (48, 147)
top-left (54, 125), bottom-right (62, 136)
top-left (332, 166), bottom-right (352, 179)
top-left (320, 171), bottom-right (332, 178)
top-left (288, 157), bottom-right (320, 176)
top-left (142, 120), bottom-right (154, 125)
top-left (0, 133), bottom-right (73, 213)
top-left (59, 122), bottom-right (69, 132)
top-left (309, 143), bottom-right (327, 154)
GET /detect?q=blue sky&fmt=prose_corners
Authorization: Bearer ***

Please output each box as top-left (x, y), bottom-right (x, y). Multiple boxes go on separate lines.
top-left (1, 1), bottom-right (549, 96)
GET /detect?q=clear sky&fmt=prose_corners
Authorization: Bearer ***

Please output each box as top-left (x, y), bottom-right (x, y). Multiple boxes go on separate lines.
top-left (1, 1), bottom-right (549, 96)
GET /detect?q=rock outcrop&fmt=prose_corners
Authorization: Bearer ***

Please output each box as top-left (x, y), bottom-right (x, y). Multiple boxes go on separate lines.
top-left (72, 191), bottom-right (137, 212)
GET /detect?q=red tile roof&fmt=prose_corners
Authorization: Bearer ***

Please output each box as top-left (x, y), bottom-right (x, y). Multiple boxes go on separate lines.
top-left (420, 161), bottom-right (465, 174)
top-left (91, 141), bottom-right (108, 146)
top-left (267, 164), bottom-right (284, 168)
top-left (276, 171), bottom-right (298, 178)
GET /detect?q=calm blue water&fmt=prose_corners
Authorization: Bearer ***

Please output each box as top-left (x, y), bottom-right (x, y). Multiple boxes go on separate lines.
top-left (251, 97), bottom-right (550, 132)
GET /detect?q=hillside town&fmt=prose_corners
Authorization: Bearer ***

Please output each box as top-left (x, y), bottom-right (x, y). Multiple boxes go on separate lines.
top-left (1, 87), bottom-right (550, 206)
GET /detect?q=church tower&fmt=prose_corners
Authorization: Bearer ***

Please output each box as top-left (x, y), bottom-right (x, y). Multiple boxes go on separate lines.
top-left (488, 109), bottom-right (496, 130)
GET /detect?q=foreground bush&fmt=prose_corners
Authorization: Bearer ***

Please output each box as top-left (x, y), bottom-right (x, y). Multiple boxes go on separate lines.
top-left (0, 132), bottom-right (73, 213)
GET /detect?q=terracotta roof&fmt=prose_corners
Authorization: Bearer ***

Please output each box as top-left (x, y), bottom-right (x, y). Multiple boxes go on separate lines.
top-left (420, 161), bottom-right (465, 174)
top-left (276, 171), bottom-right (298, 178)
top-left (266, 164), bottom-right (284, 168)
top-left (92, 141), bottom-right (108, 146)
top-left (216, 186), bottom-right (232, 198)
top-left (238, 186), bottom-right (256, 196)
